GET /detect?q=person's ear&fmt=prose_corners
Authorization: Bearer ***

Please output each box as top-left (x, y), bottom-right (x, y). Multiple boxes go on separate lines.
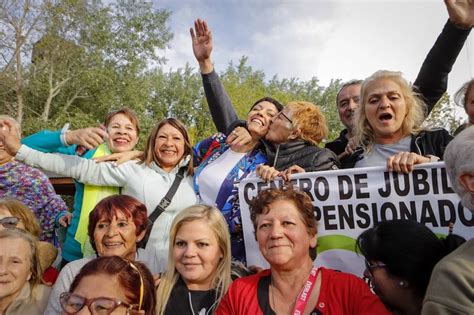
top-left (459, 173), bottom-right (474, 193)
top-left (310, 233), bottom-right (317, 249)
top-left (288, 127), bottom-right (301, 140)
top-left (137, 229), bottom-right (147, 243)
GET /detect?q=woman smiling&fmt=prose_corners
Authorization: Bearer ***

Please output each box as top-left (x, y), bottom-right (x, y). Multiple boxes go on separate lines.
top-left (156, 204), bottom-right (231, 315)
top-left (44, 195), bottom-right (149, 314)
top-left (0, 117), bottom-right (198, 273)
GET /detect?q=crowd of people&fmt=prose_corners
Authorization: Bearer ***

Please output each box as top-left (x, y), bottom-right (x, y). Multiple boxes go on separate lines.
top-left (0, 1), bottom-right (473, 314)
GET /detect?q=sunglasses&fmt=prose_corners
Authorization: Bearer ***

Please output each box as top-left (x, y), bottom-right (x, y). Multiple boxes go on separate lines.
top-left (0, 216), bottom-right (20, 229)
top-left (60, 292), bottom-right (137, 315)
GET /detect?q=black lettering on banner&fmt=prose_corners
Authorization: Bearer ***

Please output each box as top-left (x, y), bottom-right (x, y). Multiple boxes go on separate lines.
top-left (323, 205), bottom-right (337, 230)
top-left (378, 172), bottom-right (391, 197)
top-left (438, 200), bottom-right (456, 226)
top-left (393, 173), bottom-right (410, 196)
top-left (399, 201), bottom-right (417, 220)
top-left (371, 203), bottom-right (381, 225)
top-left (256, 181), bottom-right (269, 195)
top-left (441, 168), bottom-right (454, 194)
top-left (431, 167), bottom-right (439, 194)
top-left (354, 173), bottom-right (370, 198)
top-left (458, 202), bottom-right (474, 227)
top-left (413, 169), bottom-right (430, 195)
top-left (338, 175), bottom-right (353, 200)
top-left (314, 177), bottom-right (329, 201)
top-left (313, 205), bottom-right (322, 221)
top-left (299, 178), bottom-right (314, 201)
top-left (243, 182), bottom-right (256, 204)
top-left (338, 204), bottom-right (355, 229)
top-left (355, 204), bottom-right (370, 229)
top-left (380, 202), bottom-right (398, 221)
top-left (420, 201), bottom-right (438, 226)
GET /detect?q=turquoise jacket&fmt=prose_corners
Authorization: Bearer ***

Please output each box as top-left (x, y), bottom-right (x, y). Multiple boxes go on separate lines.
top-left (22, 130), bottom-right (99, 262)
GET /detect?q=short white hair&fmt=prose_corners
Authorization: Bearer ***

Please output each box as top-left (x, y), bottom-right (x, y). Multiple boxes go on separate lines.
top-left (444, 126), bottom-right (474, 211)
top-left (0, 115), bottom-right (21, 137)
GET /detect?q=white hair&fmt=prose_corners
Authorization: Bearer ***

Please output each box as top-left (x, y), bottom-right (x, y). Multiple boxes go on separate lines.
top-left (444, 126), bottom-right (474, 211)
top-left (0, 115), bottom-right (21, 137)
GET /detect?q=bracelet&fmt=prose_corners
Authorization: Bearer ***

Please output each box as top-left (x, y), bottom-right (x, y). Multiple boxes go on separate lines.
top-left (60, 123), bottom-right (70, 146)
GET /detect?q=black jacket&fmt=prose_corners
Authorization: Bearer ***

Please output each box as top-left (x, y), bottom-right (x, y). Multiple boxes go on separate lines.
top-left (342, 129), bottom-right (453, 168)
top-left (262, 139), bottom-right (340, 172)
top-left (325, 20), bottom-right (471, 157)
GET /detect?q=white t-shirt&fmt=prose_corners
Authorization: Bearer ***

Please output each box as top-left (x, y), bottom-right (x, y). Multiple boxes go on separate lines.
top-left (197, 149), bottom-right (246, 205)
top-left (355, 136), bottom-right (411, 168)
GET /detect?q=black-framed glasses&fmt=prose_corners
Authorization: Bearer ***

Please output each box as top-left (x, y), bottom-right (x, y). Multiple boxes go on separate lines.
top-left (60, 292), bottom-right (137, 315)
top-left (0, 217), bottom-right (20, 229)
top-left (365, 260), bottom-right (387, 278)
top-left (275, 111), bottom-right (293, 124)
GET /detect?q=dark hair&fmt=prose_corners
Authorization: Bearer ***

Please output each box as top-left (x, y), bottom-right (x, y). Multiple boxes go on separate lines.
top-left (142, 118), bottom-right (194, 175)
top-left (336, 79), bottom-right (363, 105)
top-left (454, 79), bottom-right (474, 110)
top-left (88, 195), bottom-right (148, 251)
top-left (249, 187), bottom-right (318, 260)
top-left (356, 219), bottom-right (465, 298)
top-left (104, 107), bottom-right (140, 135)
top-left (69, 256), bottom-right (156, 315)
top-left (249, 97), bottom-right (284, 112)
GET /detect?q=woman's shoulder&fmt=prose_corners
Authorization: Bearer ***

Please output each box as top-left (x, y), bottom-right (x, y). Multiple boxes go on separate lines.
top-left (230, 269), bottom-right (271, 289)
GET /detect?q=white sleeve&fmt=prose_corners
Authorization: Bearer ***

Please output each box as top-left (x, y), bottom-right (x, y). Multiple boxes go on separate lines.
top-left (16, 145), bottom-right (133, 187)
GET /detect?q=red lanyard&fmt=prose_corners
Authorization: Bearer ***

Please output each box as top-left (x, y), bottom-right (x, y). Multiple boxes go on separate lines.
top-left (292, 266), bottom-right (319, 315)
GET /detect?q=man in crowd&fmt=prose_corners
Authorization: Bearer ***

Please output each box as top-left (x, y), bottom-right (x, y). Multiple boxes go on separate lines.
top-left (422, 126), bottom-right (474, 314)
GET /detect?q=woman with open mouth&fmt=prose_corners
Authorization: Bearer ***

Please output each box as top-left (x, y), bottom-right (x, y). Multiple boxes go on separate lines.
top-left (344, 70), bottom-right (452, 172)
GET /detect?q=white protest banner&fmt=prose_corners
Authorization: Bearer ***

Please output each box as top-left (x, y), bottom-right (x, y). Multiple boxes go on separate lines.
top-left (239, 162), bottom-right (474, 277)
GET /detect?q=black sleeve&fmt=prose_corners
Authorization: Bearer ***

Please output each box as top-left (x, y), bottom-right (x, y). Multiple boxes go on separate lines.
top-left (413, 19), bottom-right (471, 116)
top-left (201, 70), bottom-right (240, 134)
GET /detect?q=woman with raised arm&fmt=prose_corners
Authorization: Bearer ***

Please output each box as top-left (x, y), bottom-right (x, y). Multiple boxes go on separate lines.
top-left (21, 108), bottom-right (141, 265)
top-left (0, 117), bottom-right (197, 274)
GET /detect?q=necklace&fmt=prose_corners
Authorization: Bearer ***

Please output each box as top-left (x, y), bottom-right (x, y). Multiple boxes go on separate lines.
top-left (188, 292), bottom-right (218, 315)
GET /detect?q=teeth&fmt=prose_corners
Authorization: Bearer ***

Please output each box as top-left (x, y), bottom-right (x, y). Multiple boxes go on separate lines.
top-left (251, 119), bottom-right (263, 126)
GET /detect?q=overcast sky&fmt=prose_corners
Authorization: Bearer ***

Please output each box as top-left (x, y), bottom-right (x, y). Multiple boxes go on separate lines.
top-left (154, 0), bottom-right (473, 110)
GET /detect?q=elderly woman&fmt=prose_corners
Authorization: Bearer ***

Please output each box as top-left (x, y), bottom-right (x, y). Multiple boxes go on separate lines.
top-left (357, 219), bottom-right (465, 315)
top-left (216, 188), bottom-right (389, 314)
top-left (21, 108), bottom-right (140, 264)
top-left (0, 229), bottom-right (50, 315)
top-left (0, 198), bottom-right (59, 284)
top-left (156, 204), bottom-right (232, 315)
top-left (453, 79), bottom-right (474, 135)
top-left (344, 70), bottom-right (453, 172)
top-left (60, 256), bottom-right (156, 315)
top-left (191, 19), bottom-right (339, 176)
top-left (0, 117), bottom-right (198, 272)
top-left (44, 194), bottom-right (151, 314)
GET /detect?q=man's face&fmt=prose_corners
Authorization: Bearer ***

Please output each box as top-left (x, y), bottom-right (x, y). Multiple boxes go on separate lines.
top-left (337, 84), bottom-right (361, 131)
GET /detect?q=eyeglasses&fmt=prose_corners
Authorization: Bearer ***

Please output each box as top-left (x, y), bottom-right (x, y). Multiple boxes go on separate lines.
top-left (365, 260), bottom-right (387, 278)
top-left (60, 292), bottom-right (137, 315)
top-left (0, 217), bottom-right (20, 229)
top-left (275, 111), bottom-right (293, 124)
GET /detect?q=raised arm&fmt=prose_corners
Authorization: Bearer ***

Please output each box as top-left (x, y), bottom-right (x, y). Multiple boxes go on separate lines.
top-left (413, 0), bottom-right (472, 115)
top-left (0, 119), bottom-right (129, 187)
top-left (191, 18), bottom-right (239, 134)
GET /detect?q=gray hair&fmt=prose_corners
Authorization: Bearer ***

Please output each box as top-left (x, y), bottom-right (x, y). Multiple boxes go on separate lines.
top-left (336, 79), bottom-right (363, 104)
top-left (0, 115), bottom-right (22, 137)
top-left (444, 125), bottom-right (474, 211)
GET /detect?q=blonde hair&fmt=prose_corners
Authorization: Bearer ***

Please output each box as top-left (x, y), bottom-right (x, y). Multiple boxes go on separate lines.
top-left (355, 70), bottom-right (426, 152)
top-left (0, 198), bottom-right (41, 238)
top-left (155, 205), bottom-right (232, 315)
top-left (287, 101), bottom-right (328, 145)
